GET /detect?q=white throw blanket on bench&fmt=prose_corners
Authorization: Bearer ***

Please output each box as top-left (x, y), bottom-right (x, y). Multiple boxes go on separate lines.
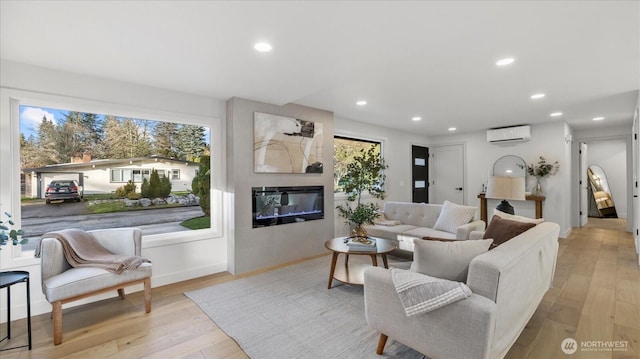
top-left (390, 268), bottom-right (472, 316)
top-left (35, 228), bottom-right (150, 274)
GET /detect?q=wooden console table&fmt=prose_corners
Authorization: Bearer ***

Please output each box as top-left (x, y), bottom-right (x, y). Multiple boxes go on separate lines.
top-left (477, 193), bottom-right (545, 223)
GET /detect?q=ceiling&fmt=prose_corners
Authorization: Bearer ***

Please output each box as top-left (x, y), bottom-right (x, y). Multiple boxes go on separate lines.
top-left (1, 1), bottom-right (638, 136)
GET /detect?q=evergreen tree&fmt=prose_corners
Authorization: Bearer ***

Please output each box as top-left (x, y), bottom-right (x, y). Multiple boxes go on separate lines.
top-left (159, 176), bottom-right (172, 198)
top-left (132, 119), bottom-right (152, 157)
top-left (55, 118), bottom-right (85, 162)
top-left (20, 134), bottom-right (38, 169)
top-left (33, 117), bottom-right (59, 166)
top-left (148, 169), bottom-right (161, 198)
top-left (102, 116), bottom-right (129, 158)
top-left (80, 112), bottom-right (104, 158)
top-left (141, 178), bottom-right (151, 198)
top-left (176, 125), bottom-right (206, 161)
top-left (154, 122), bottom-right (178, 158)
top-left (191, 155), bottom-right (211, 216)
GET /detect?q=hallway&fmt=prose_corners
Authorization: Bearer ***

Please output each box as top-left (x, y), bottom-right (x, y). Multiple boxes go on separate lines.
top-left (585, 217), bottom-right (629, 232)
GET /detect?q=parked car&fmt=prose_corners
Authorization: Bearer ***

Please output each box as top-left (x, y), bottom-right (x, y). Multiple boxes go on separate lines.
top-left (45, 180), bottom-right (83, 203)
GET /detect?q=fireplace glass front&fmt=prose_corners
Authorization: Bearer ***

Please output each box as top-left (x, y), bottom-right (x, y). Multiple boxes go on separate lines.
top-left (252, 185), bottom-right (324, 228)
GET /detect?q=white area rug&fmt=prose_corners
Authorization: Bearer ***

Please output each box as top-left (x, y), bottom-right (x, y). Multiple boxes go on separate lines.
top-left (185, 255), bottom-right (424, 359)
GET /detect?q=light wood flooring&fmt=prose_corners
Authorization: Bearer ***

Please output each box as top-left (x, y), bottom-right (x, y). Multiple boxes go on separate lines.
top-left (506, 218), bottom-right (639, 359)
top-left (1, 221), bottom-right (638, 359)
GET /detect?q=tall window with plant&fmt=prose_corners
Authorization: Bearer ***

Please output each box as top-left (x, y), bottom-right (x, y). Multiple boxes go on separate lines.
top-left (335, 146), bottom-right (387, 240)
top-left (333, 136), bottom-right (381, 193)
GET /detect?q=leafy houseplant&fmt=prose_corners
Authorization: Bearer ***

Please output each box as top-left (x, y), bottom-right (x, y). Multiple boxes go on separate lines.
top-left (0, 212), bottom-right (28, 249)
top-left (335, 146), bottom-right (387, 240)
top-left (526, 156), bottom-right (559, 195)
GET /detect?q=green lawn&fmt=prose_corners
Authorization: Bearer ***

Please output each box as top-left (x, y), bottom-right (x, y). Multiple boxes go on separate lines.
top-left (180, 216), bottom-right (210, 230)
top-left (87, 201), bottom-right (183, 214)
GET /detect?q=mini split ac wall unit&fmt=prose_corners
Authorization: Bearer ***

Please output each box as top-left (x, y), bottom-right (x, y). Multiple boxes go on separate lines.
top-left (487, 125), bottom-right (531, 144)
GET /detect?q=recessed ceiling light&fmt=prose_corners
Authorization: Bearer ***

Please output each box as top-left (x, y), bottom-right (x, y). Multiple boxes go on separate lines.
top-left (530, 93), bottom-right (546, 99)
top-left (356, 100), bottom-right (367, 106)
top-left (412, 116), bottom-right (422, 121)
top-left (254, 42), bottom-right (272, 52)
top-left (593, 117), bottom-right (605, 121)
top-left (448, 127), bottom-right (457, 131)
top-left (496, 57), bottom-right (515, 66)
top-left (550, 112), bottom-right (563, 117)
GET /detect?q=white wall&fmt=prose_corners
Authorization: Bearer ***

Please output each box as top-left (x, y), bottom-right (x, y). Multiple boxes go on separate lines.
top-left (333, 118), bottom-right (577, 237)
top-left (333, 116), bottom-right (430, 237)
top-left (428, 122), bottom-right (573, 237)
top-left (226, 97), bottom-right (335, 274)
top-left (1, 60), bottom-right (228, 321)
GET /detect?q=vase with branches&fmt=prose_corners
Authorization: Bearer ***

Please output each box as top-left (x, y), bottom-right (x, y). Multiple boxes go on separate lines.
top-left (335, 146), bottom-right (387, 241)
top-left (526, 156), bottom-right (559, 195)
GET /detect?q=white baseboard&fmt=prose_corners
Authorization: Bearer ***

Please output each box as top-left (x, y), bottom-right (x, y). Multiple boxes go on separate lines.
top-left (1, 262), bottom-right (228, 323)
top-left (151, 262), bottom-right (228, 287)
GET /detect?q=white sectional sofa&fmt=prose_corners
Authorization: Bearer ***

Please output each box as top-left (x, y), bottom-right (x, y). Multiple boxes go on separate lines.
top-left (364, 201), bottom-right (486, 252)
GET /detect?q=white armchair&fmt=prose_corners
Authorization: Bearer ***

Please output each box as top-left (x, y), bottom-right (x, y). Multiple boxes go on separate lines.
top-left (40, 228), bottom-right (152, 345)
top-left (363, 222), bottom-right (560, 359)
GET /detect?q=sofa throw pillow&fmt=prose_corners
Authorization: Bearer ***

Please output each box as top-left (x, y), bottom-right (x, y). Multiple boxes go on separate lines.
top-left (371, 212), bottom-right (401, 226)
top-left (493, 209), bottom-right (544, 224)
top-left (433, 200), bottom-right (477, 234)
top-left (410, 238), bottom-right (493, 282)
top-left (483, 215), bottom-right (536, 248)
top-left (422, 236), bottom-right (458, 242)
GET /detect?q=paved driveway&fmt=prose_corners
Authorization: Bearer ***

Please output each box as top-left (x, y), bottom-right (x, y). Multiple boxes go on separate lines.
top-left (22, 200), bottom-right (89, 218)
top-left (19, 201), bottom-right (205, 251)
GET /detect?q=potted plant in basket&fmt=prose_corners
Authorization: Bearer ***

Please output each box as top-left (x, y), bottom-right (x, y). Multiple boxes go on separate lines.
top-left (0, 212), bottom-right (28, 249)
top-left (335, 146), bottom-right (387, 241)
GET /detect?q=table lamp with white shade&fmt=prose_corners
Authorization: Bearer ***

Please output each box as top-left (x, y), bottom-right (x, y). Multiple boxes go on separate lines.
top-left (485, 176), bottom-right (526, 214)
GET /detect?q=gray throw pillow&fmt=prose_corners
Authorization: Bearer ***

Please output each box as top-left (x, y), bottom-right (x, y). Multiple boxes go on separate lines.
top-left (410, 238), bottom-right (493, 282)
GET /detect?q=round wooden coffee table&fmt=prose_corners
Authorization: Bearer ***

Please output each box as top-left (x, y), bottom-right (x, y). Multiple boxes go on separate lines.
top-left (324, 237), bottom-right (397, 289)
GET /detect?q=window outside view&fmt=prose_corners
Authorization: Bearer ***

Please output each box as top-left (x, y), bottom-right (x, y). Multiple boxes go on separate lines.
top-left (333, 136), bottom-right (382, 193)
top-left (19, 105), bottom-right (212, 251)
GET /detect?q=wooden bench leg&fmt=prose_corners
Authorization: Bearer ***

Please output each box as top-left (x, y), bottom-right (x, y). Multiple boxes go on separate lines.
top-left (376, 333), bottom-right (388, 355)
top-left (49, 277), bottom-right (150, 344)
top-left (53, 301), bottom-right (63, 345)
top-left (144, 277), bottom-right (151, 313)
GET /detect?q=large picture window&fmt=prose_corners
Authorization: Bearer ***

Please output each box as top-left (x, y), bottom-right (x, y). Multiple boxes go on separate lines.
top-left (333, 136), bottom-right (382, 193)
top-left (17, 103), bottom-right (215, 253)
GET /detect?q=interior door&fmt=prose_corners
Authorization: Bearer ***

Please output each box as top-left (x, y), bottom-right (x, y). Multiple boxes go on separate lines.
top-left (431, 144), bottom-right (464, 204)
top-left (580, 143), bottom-right (589, 226)
top-left (633, 109), bottom-right (639, 259)
top-left (411, 145), bottom-right (429, 203)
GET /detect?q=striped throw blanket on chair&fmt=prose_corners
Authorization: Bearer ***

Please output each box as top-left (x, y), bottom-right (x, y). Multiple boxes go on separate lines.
top-left (390, 268), bottom-right (472, 316)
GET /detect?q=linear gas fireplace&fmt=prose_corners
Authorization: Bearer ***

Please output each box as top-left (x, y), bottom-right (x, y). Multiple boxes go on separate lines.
top-left (252, 185), bottom-right (324, 228)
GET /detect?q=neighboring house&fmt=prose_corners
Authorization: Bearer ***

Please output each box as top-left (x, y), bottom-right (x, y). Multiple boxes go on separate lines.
top-left (24, 155), bottom-right (199, 199)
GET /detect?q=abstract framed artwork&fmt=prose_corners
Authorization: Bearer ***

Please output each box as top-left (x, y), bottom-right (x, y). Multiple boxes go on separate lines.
top-left (254, 112), bottom-right (324, 173)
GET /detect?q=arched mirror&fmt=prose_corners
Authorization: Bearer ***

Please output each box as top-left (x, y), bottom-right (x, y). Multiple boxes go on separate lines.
top-left (486, 155), bottom-right (527, 215)
top-left (587, 165), bottom-right (618, 218)
top-left (493, 155), bottom-right (527, 178)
